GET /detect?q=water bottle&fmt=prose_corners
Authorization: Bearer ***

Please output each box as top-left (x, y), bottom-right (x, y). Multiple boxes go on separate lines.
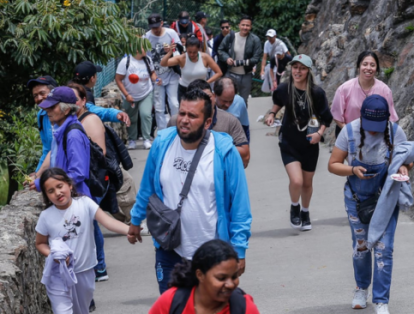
top-left (307, 115), bottom-right (320, 141)
top-left (156, 262), bottom-right (163, 282)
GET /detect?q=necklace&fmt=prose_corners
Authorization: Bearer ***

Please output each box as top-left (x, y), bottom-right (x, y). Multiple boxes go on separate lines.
top-left (292, 87), bottom-right (310, 131)
top-left (358, 78), bottom-right (374, 98)
top-left (293, 87), bottom-right (306, 110)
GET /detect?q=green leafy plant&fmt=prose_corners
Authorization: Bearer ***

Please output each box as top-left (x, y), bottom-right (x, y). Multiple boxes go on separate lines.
top-left (384, 67), bottom-right (394, 78)
top-left (405, 24), bottom-right (414, 32)
top-left (0, 0), bottom-right (151, 111)
top-left (0, 107), bottom-right (42, 187)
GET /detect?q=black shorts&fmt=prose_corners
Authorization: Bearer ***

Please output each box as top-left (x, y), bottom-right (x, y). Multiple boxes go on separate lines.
top-left (279, 141), bottom-right (319, 172)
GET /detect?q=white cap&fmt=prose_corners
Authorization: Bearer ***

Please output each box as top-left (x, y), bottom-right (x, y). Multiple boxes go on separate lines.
top-left (265, 29), bottom-right (277, 37)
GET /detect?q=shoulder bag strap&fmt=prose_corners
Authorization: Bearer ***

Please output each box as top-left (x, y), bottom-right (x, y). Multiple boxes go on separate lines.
top-left (177, 130), bottom-right (211, 212)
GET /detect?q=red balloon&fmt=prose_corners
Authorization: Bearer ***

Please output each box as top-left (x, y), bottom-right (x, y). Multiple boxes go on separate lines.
top-left (129, 74), bottom-right (139, 84)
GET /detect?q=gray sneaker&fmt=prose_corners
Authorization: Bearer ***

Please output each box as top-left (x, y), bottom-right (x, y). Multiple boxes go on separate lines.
top-left (127, 140), bottom-right (136, 150)
top-left (352, 288), bottom-right (368, 309)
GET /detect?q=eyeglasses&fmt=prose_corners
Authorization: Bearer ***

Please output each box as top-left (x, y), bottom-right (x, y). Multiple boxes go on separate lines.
top-left (221, 26), bottom-right (229, 30)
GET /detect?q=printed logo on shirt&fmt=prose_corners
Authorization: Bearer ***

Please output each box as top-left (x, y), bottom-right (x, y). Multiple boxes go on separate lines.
top-left (62, 215), bottom-right (81, 241)
top-left (173, 157), bottom-right (191, 173)
top-left (151, 43), bottom-right (171, 76)
top-left (128, 65), bottom-right (150, 83)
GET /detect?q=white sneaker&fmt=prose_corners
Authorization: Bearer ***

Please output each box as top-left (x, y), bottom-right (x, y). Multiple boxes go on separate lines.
top-left (143, 139), bottom-right (152, 150)
top-left (127, 140), bottom-right (136, 150)
top-left (352, 288), bottom-right (368, 309)
top-left (375, 303), bottom-right (389, 314)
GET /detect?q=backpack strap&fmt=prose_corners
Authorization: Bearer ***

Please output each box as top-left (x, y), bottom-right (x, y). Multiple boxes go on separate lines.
top-left (38, 114), bottom-right (45, 132)
top-left (126, 55), bottom-right (130, 71)
top-left (78, 111), bottom-right (95, 122)
top-left (346, 123), bottom-right (357, 161)
top-left (63, 123), bottom-right (87, 153)
top-left (169, 287), bottom-right (192, 314)
top-left (142, 56), bottom-right (152, 77)
top-left (229, 288), bottom-right (246, 314)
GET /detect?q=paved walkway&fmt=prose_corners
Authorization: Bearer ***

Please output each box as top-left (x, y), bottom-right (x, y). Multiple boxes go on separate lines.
top-left (95, 97), bottom-right (414, 314)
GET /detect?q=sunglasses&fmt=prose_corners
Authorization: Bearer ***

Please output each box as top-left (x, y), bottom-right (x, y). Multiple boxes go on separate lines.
top-left (221, 26), bottom-right (230, 29)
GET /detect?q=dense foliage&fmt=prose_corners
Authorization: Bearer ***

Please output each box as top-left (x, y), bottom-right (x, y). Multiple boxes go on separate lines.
top-left (0, 0), bottom-right (150, 111)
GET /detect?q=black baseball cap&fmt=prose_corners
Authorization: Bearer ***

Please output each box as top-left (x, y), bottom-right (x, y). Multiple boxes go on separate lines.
top-left (179, 12), bottom-right (190, 25)
top-left (148, 13), bottom-right (162, 28)
top-left (27, 75), bottom-right (58, 89)
top-left (74, 61), bottom-right (102, 80)
top-left (195, 11), bottom-right (209, 22)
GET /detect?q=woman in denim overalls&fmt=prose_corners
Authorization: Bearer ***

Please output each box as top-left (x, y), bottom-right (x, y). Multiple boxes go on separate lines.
top-left (328, 95), bottom-right (409, 314)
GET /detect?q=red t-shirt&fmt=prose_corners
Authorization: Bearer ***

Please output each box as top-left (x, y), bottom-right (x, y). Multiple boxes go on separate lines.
top-left (149, 286), bottom-right (260, 314)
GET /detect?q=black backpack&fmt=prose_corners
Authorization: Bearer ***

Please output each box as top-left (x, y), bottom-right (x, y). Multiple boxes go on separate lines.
top-left (63, 123), bottom-right (109, 198)
top-left (169, 287), bottom-right (246, 314)
top-left (78, 111), bottom-right (133, 192)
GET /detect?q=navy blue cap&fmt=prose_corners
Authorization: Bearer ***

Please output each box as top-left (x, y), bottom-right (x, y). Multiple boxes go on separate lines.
top-left (39, 86), bottom-right (77, 109)
top-left (74, 61), bottom-right (102, 80)
top-left (27, 75), bottom-right (58, 89)
top-left (361, 94), bottom-right (390, 133)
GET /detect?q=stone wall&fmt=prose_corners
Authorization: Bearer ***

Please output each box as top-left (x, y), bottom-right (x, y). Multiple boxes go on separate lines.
top-left (0, 191), bottom-right (51, 314)
top-left (298, 0), bottom-right (414, 217)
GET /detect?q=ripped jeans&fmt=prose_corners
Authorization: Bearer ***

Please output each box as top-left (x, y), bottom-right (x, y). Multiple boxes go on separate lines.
top-left (345, 185), bottom-right (399, 304)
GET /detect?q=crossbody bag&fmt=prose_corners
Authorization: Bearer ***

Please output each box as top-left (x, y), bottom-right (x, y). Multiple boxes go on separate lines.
top-left (146, 130), bottom-right (211, 251)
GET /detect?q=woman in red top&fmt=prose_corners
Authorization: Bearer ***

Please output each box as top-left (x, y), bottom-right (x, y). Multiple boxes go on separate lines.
top-left (149, 240), bottom-right (260, 314)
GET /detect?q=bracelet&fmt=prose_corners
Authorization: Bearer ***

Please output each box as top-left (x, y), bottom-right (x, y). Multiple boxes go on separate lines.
top-left (269, 112), bottom-right (276, 116)
top-left (317, 132), bottom-right (322, 137)
top-left (352, 166), bottom-right (355, 175)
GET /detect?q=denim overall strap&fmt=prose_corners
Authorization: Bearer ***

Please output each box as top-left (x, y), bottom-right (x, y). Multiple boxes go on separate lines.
top-left (346, 123), bottom-right (357, 161)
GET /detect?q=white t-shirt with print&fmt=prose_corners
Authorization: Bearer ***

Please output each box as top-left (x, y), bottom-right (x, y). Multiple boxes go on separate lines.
top-left (145, 28), bottom-right (181, 85)
top-left (35, 196), bottom-right (99, 273)
top-left (264, 38), bottom-right (288, 57)
top-left (116, 56), bottom-right (154, 101)
top-left (160, 134), bottom-right (217, 260)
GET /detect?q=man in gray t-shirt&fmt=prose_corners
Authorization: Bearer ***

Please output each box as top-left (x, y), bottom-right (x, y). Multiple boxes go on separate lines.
top-left (146, 13), bottom-right (183, 130)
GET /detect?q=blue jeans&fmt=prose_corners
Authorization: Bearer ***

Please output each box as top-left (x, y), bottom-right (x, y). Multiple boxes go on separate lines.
top-left (344, 185), bottom-right (399, 304)
top-left (154, 81), bottom-right (179, 130)
top-left (94, 220), bottom-right (106, 271)
top-left (155, 248), bottom-right (184, 294)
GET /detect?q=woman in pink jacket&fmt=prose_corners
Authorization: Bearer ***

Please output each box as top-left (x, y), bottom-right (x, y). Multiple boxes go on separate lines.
top-left (331, 51), bottom-right (398, 137)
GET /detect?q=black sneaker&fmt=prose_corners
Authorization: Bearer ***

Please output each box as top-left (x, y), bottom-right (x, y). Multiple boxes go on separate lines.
top-left (89, 299), bottom-right (96, 312)
top-left (301, 211), bottom-right (312, 231)
top-left (95, 269), bottom-right (109, 282)
top-left (290, 204), bottom-right (301, 229)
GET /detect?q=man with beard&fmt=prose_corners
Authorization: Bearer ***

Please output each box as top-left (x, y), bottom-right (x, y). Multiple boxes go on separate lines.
top-left (127, 89), bottom-right (252, 294)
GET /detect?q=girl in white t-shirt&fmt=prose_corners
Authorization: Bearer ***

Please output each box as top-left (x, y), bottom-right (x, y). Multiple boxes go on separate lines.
top-left (35, 168), bottom-right (138, 314)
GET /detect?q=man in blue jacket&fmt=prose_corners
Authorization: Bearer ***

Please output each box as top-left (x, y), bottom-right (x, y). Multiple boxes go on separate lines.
top-left (127, 89), bottom-right (252, 294)
top-left (27, 76), bottom-right (130, 172)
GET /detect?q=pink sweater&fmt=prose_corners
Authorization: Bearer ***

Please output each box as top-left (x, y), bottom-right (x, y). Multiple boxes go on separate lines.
top-left (331, 78), bottom-right (398, 124)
